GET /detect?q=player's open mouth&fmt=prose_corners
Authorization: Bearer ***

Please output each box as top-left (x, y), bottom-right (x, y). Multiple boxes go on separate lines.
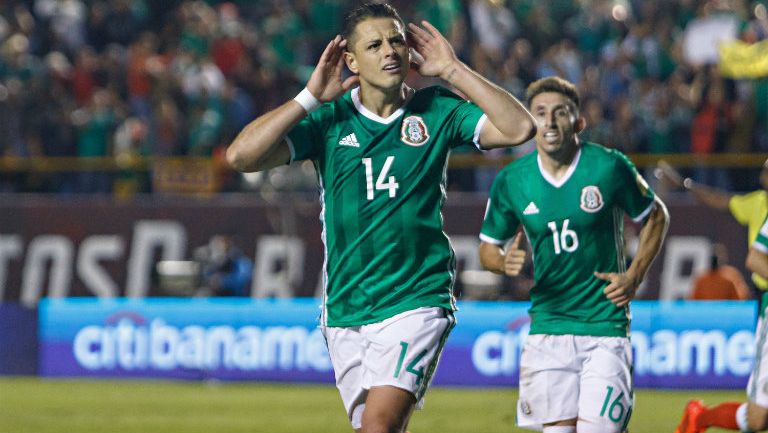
top-left (382, 63), bottom-right (402, 73)
top-left (543, 131), bottom-right (559, 143)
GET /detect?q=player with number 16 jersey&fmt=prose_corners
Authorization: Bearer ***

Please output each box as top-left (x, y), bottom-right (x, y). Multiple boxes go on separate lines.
top-left (481, 141), bottom-right (654, 337)
top-left (479, 77), bottom-right (668, 433)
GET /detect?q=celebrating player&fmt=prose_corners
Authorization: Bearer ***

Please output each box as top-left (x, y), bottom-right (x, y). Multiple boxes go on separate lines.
top-left (226, 2), bottom-right (536, 432)
top-left (478, 76), bottom-right (669, 433)
top-left (673, 214), bottom-right (768, 433)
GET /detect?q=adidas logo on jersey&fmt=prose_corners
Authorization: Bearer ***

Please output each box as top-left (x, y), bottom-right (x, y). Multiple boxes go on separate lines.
top-left (523, 202), bottom-right (539, 215)
top-left (338, 133), bottom-right (360, 148)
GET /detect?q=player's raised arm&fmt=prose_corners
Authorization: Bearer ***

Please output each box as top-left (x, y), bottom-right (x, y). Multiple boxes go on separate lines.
top-left (407, 20), bottom-right (536, 149)
top-left (656, 160), bottom-right (732, 210)
top-left (596, 196), bottom-right (670, 307)
top-left (747, 217), bottom-right (768, 280)
top-left (747, 247), bottom-right (768, 280)
top-left (226, 36), bottom-right (359, 173)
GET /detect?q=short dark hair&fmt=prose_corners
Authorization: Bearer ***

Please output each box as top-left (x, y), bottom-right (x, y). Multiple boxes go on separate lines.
top-left (342, 2), bottom-right (404, 44)
top-left (526, 76), bottom-right (581, 109)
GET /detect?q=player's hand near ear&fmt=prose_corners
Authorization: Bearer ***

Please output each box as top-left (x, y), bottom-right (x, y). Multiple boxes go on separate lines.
top-left (306, 35), bottom-right (360, 103)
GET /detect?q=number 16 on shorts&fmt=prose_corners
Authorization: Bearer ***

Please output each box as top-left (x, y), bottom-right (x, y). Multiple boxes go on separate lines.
top-left (599, 385), bottom-right (632, 430)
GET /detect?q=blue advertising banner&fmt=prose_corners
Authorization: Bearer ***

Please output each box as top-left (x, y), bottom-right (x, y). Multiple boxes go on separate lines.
top-left (0, 303), bottom-right (38, 375)
top-left (39, 298), bottom-right (334, 382)
top-left (39, 299), bottom-right (758, 388)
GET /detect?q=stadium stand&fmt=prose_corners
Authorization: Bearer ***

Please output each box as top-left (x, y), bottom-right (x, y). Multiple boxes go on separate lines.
top-left (0, 0), bottom-right (765, 194)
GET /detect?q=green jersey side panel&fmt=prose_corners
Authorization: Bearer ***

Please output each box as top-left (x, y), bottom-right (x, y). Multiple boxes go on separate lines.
top-left (288, 86), bottom-right (486, 327)
top-left (755, 216), bottom-right (768, 314)
top-left (481, 142), bottom-right (655, 337)
top-left (756, 216), bottom-right (768, 253)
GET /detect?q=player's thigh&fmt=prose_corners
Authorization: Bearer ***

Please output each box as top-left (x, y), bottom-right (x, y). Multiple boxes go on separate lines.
top-left (363, 307), bottom-right (454, 405)
top-left (748, 316), bottom-right (768, 408)
top-left (517, 334), bottom-right (580, 429)
top-left (360, 385), bottom-right (416, 433)
top-left (577, 336), bottom-right (633, 433)
top-left (324, 326), bottom-right (367, 418)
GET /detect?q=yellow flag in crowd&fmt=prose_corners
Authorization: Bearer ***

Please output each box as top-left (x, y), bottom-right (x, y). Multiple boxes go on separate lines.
top-left (719, 39), bottom-right (768, 78)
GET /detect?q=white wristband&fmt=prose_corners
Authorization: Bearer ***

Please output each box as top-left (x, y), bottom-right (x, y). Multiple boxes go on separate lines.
top-left (294, 87), bottom-right (321, 114)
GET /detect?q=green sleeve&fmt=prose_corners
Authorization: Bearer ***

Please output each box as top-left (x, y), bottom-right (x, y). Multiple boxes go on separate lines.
top-left (285, 105), bottom-right (333, 162)
top-left (479, 172), bottom-right (520, 244)
top-left (428, 88), bottom-right (485, 149)
top-left (755, 215), bottom-right (768, 254)
top-left (449, 99), bottom-right (486, 149)
top-left (614, 151), bottom-right (655, 222)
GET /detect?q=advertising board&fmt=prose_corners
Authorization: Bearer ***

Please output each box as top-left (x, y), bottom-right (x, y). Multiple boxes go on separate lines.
top-left (39, 299), bottom-right (756, 388)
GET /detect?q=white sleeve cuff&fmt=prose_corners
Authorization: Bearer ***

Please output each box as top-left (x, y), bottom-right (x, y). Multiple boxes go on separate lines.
top-left (473, 114), bottom-right (488, 150)
top-left (753, 242), bottom-right (768, 254)
top-left (632, 201), bottom-right (655, 223)
top-left (479, 233), bottom-right (505, 245)
top-left (285, 136), bottom-right (297, 164)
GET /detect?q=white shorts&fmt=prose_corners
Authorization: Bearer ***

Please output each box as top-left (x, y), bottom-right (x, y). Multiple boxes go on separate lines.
top-left (517, 334), bottom-right (633, 432)
top-left (748, 315), bottom-right (768, 407)
top-left (323, 307), bottom-right (455, 429)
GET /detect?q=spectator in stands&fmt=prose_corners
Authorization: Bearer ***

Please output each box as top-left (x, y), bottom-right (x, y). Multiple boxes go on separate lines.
top-left (71, 88), bottom-right (119, 193)
top-left (0, 0), bottom-right (765, 194)
top-left (690, 68), bottom-right (735, 190)
top-left (194, 234), bottom-right (253, 297)
top-left (689, 243), bottom-right (750, 300)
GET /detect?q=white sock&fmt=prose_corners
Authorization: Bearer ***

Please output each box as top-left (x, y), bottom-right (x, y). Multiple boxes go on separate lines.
top-left (542, 426), bottom-right (576, 433)
top-left (736, 403), bottom-right (753, 433)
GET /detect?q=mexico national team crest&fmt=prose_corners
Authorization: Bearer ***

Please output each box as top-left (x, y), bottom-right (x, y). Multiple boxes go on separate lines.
top-left (400, 115), bottom-right (430, 146)
top-left (580, 185), bottom-right (604, 213)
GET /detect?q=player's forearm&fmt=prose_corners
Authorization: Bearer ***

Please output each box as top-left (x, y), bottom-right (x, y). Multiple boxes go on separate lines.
top-left (685, 178), bottom-right (732, 211)
top-left (479, 242), bottom-right (506, 275)
top-left (441, 61), bottom-right (536, 146)
top-left (226, 100), bottom-right (306, 173)
top-left (626, 198), bottom-right (670, 287)
top-left (747, 248), bottom-right (768, 280)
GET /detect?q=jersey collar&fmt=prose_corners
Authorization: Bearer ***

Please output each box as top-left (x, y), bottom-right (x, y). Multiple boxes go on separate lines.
top-left (537, 147), bottom-right (582, 188)
top-left (351, 86), bottom-right (413, 125)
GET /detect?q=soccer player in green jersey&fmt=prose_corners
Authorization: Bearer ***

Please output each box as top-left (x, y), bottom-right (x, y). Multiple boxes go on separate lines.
top-left (673, 216), bottom-right (768, 433)
top-left (226, 3), bottom-right (536, 432)
top-left (479, 76), bottom-right (669, 433)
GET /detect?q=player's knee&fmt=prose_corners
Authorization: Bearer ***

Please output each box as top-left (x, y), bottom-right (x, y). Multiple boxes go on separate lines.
top-left (748, 404), bottom-right (768, 431)
top-left (576, 417), bottom-right (625, 433)
top-left (359, 412), bottom-right (408, 433)
top-left (359, 421), bottom-right (404, 433)
top-left (542, 424), bottom-right (576, 433)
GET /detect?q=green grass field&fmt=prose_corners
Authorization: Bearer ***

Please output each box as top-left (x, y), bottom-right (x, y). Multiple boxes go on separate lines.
top-left (0, 377), bottom-right (744, 433)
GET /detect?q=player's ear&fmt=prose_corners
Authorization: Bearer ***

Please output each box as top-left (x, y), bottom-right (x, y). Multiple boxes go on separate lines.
top-left (344, 51), bottom-right (358, 74)
top-left (575, 116), bottom-right (587, 133)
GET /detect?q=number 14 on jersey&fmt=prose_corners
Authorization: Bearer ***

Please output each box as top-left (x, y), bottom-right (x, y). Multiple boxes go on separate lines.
top-left (362, 156), bottom-right (399, 200)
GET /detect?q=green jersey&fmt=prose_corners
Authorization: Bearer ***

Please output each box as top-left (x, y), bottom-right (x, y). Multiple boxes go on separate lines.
top-left (287, 86), bottom-right (486, 327)
top-left (755, 216), bottom-right (768, 254)
top-left (754, 215), bottom-right (768, 314)
top-left (480, 142), bottom-right (656, 337)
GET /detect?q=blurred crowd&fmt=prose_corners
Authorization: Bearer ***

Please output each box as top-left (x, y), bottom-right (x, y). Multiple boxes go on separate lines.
top-left (0, 0), bottom-right (766, 194)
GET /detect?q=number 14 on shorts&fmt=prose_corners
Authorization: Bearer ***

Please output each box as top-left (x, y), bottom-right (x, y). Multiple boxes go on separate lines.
top-left (394, 341), bottom-right (427, 385)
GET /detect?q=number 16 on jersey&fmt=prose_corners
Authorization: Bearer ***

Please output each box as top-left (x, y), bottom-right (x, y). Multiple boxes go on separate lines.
top-left (547, 219), bottom-right (579, 254)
